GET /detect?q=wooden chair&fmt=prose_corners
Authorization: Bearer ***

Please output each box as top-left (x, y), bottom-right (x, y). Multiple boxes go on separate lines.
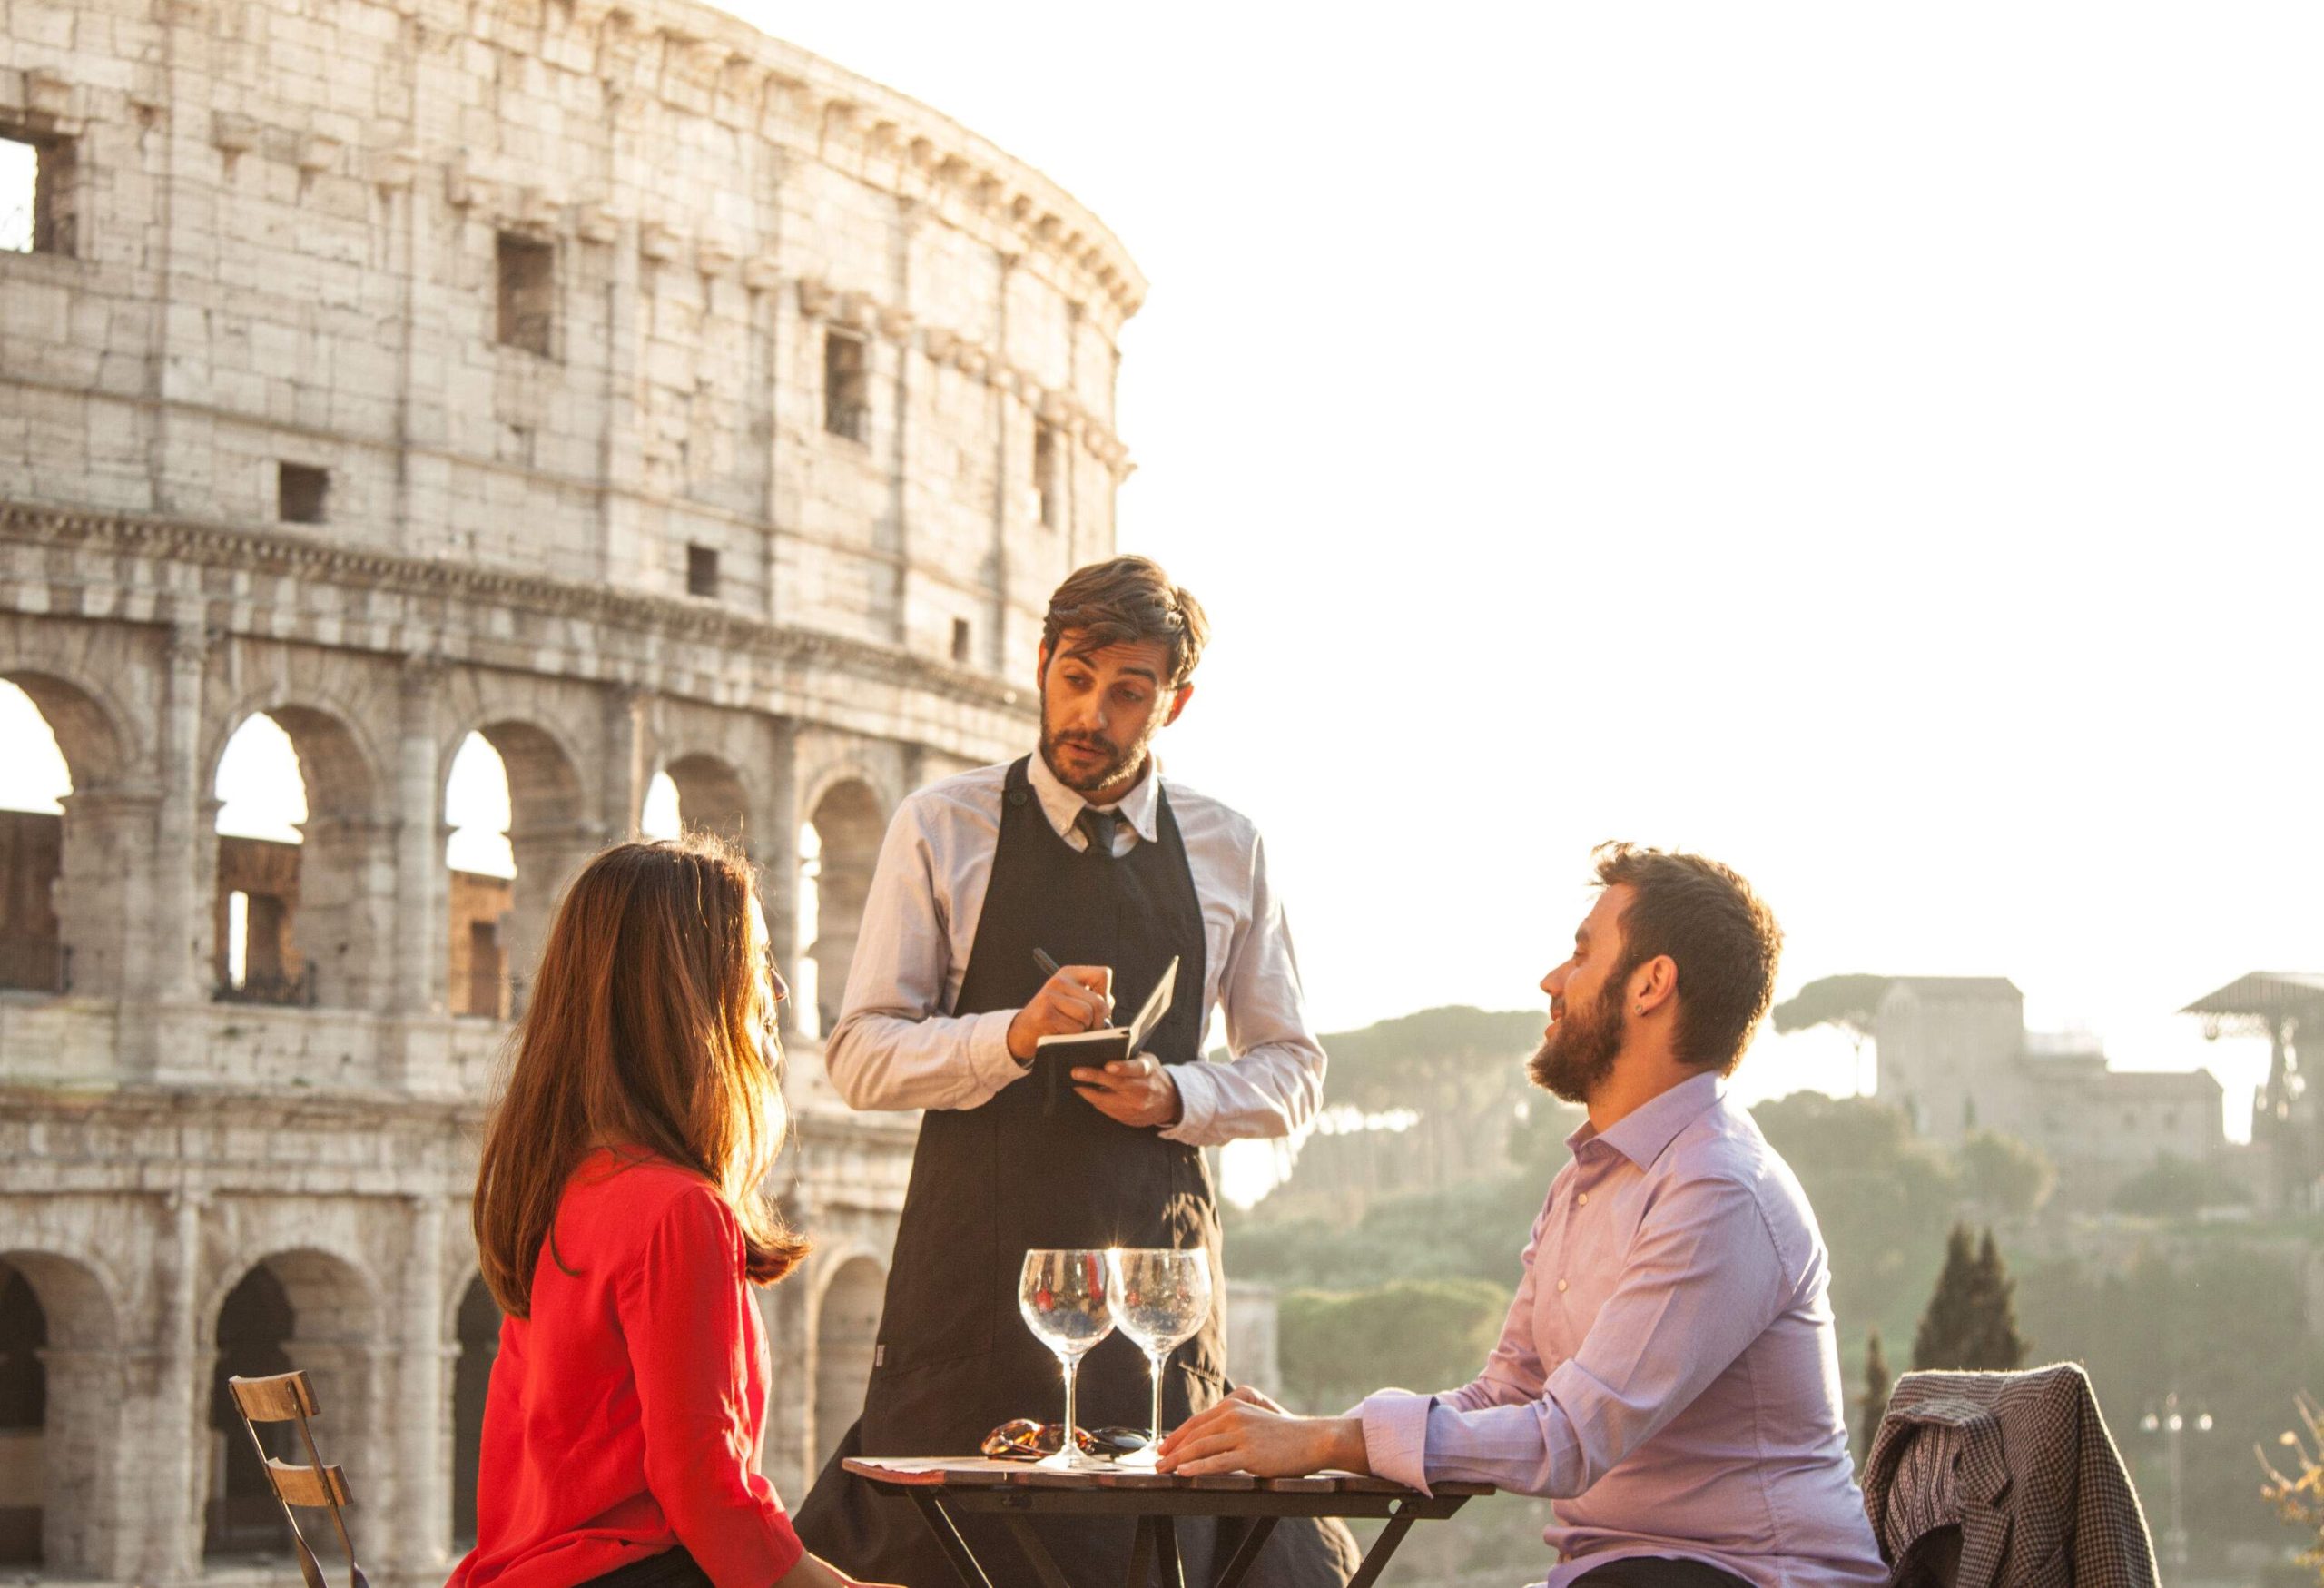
top-left (225, 1370), bottom-right (369, 1588)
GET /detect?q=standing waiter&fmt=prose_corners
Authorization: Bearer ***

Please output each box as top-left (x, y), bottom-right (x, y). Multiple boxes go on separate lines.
top-left (795, 557), bottom-right (1352, 1586)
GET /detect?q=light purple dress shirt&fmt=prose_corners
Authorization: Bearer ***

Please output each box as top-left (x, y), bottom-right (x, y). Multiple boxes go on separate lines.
top-left (1357, 1073), bottom-right (1886, 1588)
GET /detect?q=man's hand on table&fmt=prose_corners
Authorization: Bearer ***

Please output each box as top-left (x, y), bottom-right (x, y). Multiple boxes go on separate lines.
top-left (1156, 1386), bottom-right (1372, 1478)
top-left (1007, 966), bottom-right (1113, 1060)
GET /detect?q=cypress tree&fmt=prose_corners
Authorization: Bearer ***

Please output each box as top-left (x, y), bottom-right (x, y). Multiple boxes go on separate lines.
top-left (1963, 1228), bottom-right (2027, 1370)
top-left (1912, 1224), bottom-right (1981, 1370)
top-left (1859, 1327), bottom-right (1892, 1463)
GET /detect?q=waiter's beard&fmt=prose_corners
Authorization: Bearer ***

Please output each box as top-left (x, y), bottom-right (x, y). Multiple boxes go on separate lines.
top-left (1528, 973), bottom-right (1628, 1104)
top-left (1039, 721), bottom-right (1150, 796)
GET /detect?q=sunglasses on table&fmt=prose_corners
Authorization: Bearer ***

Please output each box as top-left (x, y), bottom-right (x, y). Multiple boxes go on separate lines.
top-left (980, 1418), bottom-right (1153, 1462)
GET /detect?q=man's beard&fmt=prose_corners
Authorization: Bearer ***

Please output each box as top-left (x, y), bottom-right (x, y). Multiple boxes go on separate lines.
top-left (1039, 719), bottom-right (1147, 795)
top-left (1528, 971), bottom-right (1629, 1104)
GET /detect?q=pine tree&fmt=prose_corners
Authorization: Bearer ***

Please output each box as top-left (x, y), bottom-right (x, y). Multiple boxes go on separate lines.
top-left (1912, 1224), bottom-right (1981, 1370)
top-left (1859, 1327), bottom-right (1892, 1463)
top-left (1963, 1228), bottom-right (2027, 1370)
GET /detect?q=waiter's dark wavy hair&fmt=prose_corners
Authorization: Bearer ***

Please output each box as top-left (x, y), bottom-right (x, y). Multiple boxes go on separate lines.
top-left (1041, 556), bottom-right (1209, 687)
top-left (1593, 842), bottom-right (1784, 1075)
top-left (472, 835), bottom-right (808, 1317)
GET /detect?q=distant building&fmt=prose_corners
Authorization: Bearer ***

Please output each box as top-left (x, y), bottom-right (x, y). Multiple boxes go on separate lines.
top-left (1875, 978), bottom-right (2029, 1140)
top-left (2181, 972), bottom-right (2324, 1209)
top-left (1870, 976), bottom-right (2221, 1181)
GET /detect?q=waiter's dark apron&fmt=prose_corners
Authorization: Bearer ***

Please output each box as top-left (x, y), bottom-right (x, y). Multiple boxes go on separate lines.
top-left (796, 757), bottom-right (1354, 1588)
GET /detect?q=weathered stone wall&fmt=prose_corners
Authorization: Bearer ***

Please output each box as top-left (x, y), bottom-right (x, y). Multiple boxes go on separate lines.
top-left (0, 0), bottom-right (1141, 1577)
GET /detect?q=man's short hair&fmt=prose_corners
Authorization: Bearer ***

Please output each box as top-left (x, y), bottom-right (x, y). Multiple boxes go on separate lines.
top-left (1042, 557), bottom-right (1209, 688)
top-left (1594, 843), bottom-right (1784, 1074)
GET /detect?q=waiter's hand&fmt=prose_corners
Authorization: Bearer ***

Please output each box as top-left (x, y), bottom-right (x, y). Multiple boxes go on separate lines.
top-left (1157, 1388), bottom-right (1370, 1478)
top-left (1006, 965), bottom-right (1114, 1061)
top-left (1072, 1053), bottom-right (1183, 1129)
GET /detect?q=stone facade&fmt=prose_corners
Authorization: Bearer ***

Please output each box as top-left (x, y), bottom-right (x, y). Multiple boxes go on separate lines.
top-left (0, 0), bottom-right (1142, 1576)
top-left (1872, 977), bottom-right (2224, 1189)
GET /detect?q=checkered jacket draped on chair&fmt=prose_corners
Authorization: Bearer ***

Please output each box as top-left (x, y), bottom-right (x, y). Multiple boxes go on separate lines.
top-left (1859, 1363), bottom-right (2158, 1588)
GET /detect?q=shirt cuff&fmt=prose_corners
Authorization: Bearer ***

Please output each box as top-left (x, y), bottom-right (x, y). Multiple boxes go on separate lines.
top-left (1356, 1390), bottom-right (1434, 1496)
top-left (1156, 1060), bottom-right (1216, 1144)
top-left (964, 1007), bottom-right (1027, 1101)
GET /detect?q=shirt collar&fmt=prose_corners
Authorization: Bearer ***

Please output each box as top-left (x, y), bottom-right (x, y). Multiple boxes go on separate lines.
top-left (1566, 1070), bottom-right (1728, 1170)
top-left (1024, 748), bottom-right (1163, 844)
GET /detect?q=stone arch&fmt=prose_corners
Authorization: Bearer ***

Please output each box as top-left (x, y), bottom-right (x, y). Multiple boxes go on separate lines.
top-left (0, 1251), bottom-right (118, 1574)
top-left (0, 670), bottom-right (134, 998)
top-left (203, 1248), bottom-right (379, 1560)
top-left (0, 671), bottom-right (128, 789)
top-left (443, 718), bottom-right (593, 1017)
top-left (662, 752), bottom-right (752, 849)
top-left (811, 1254), bottom-right (885, 1477)
top-left (801, 778), bottom-right (887, 1038)
top-left (209, 700), bottom-right (392, 1011)
top-left (448, 1275), bottom-right (499, 1546)
top-left (796, 759), bottom-right (901, 833)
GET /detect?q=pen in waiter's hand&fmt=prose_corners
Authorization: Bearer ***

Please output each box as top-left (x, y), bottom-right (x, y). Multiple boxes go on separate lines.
top-left (1032, 947), bottom-right (1105, 1033)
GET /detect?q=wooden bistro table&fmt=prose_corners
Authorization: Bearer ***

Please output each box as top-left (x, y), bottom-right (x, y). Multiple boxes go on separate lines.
top-left (842, 1455), bottom-right (1493, 1588)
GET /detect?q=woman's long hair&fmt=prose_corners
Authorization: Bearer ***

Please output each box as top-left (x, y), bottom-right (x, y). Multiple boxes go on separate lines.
top-left (473, 834), bottom-right (809, 1317)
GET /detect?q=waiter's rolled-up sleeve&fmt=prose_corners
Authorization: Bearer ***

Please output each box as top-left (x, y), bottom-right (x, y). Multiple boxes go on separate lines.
top-left (823, 800), bottom-right (1028, 1112)
top-left (1158, 830), bottom-right (1327, 1148)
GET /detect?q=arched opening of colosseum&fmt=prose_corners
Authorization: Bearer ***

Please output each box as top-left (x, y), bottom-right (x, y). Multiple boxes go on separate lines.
top-left (641, 768), bottom-right (682, 842)
top-left (203, 1250), bottom-right (377, 1561)
top-left (665, 755), bottom-right (752, 850)
top-left (812, 1257), bottom-right (885, 1475)
top-left (801, 781), bottom-right (883, 1038)
top-left (0, 1252), bottom-right (118, 1574)
top-left (0, 676), bottom-right (127, 997)
top-left (212, 708), bottom-right (388, 1011)
top-left (445, 735), bottom-right (517, 1021)
top-left (445, 725), bottom-right (584, 1019)
top-left (449, 1276), bottom-right (501, 1547)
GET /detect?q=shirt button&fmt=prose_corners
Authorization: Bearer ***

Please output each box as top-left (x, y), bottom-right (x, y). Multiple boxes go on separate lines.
top-left (1577, 1192), bottom-right (1589, 1207)
top-left (1557, 1279), bottom-right (1568, 1293)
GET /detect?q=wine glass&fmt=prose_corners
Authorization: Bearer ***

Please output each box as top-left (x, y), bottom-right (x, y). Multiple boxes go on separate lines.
top-left (1106, 1247), bottom-right (1213, 1468)
top-left (1018, 1248), bottom-right (1117, 1470)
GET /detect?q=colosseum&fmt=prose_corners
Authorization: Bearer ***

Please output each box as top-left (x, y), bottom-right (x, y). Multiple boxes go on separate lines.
top-left (0, 0), bottom-right (1144, 1576)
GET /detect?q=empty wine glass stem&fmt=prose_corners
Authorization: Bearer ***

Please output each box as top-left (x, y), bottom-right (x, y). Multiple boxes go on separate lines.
top-left (1147, 1349), bottom-right (1167, 1445)
top-left (1061, 1351), bottom-right (1082, 1457)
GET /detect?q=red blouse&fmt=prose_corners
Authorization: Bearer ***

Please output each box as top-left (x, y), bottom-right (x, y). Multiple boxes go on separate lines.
top-left (448, 1149), bottom-right (805, 1588)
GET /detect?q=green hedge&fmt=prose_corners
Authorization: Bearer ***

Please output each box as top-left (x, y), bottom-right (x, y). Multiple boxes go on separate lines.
top-left (1277, 1277), bottom-right (1512, 1415)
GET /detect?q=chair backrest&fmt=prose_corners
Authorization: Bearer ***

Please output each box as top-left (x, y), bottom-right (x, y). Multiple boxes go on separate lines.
top-left (225, 1370), bottom-right (369, 1588)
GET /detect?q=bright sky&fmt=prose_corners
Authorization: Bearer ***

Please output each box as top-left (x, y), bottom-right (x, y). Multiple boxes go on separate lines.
top-left (738, 1), bottom-right (2320, 1135)
top-left (0, 138), bottom-right (33, 254)
top-left (7, 5), bottom-right (2315, 1146)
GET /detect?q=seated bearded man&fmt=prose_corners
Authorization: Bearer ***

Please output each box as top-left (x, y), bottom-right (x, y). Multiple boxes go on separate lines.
top-left (1160, 844), bottom-right (1887, 1588)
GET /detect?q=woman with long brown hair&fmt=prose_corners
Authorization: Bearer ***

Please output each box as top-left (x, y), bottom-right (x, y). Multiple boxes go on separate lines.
top-left (450, 836), bottom-right (894, 1588)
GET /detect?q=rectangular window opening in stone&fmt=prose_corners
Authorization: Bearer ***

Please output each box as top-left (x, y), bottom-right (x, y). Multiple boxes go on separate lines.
top-left (278, 463), bottom-right (329, 525)
top-left (951, 617), bottom-right (971, 665)
top-left (687, 543), bottom-right (719, 597)
top-left (824, 329), bottom-right (871, 442)
top-left (1035, 421), bottom-right (1064, 529)
top-left (0, 810), bottom-right (63, 993)
top-left (0, 128), bottom-right (76, 256)
top-left (495, 232), bottom-right (556, 356)
top-left (467, 920), bottom-right (504, 1020)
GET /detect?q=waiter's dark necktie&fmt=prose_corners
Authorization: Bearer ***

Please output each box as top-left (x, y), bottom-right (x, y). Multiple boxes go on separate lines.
top-left (1077, 805), bottom-right (1119, 858)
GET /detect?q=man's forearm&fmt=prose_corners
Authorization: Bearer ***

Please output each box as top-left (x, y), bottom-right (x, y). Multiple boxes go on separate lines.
top-left (823, 1007), bottom-right (1021, 1112)
top-left (1156, 1041), bottom-right (1324, 1146)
